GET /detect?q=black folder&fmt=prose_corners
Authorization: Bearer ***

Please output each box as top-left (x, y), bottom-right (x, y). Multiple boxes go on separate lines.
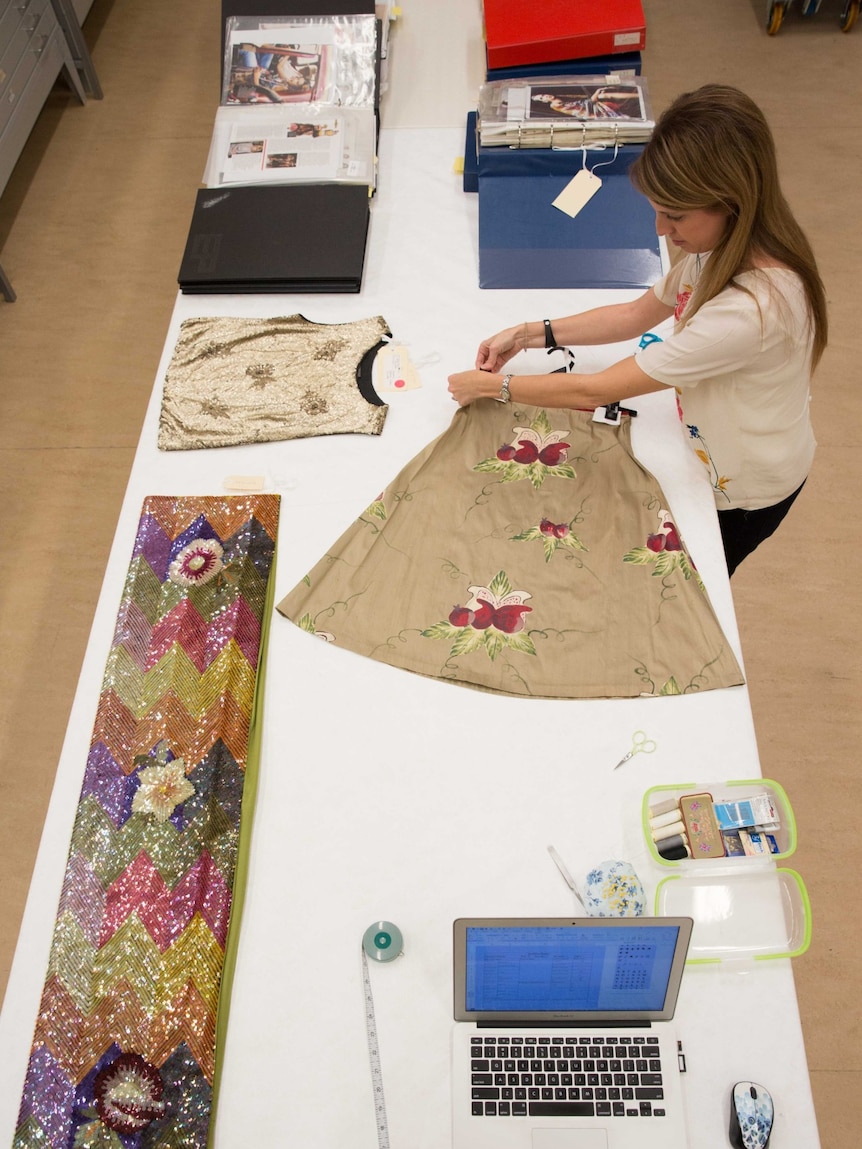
top-left (178, 184), bottom-right (371, 295)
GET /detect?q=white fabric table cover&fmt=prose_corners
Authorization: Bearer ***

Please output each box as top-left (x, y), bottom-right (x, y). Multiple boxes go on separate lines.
top-left (0, 127), bottom-right (819, 1148)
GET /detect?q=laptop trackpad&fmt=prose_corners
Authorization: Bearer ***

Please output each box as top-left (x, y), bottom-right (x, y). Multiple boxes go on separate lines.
top-left (532, 1131), bottom-right (608, 1149)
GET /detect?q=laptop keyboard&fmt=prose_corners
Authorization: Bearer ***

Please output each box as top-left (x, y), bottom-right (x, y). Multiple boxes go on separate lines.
top-left (470, 1034), bottom-right (667, 1119)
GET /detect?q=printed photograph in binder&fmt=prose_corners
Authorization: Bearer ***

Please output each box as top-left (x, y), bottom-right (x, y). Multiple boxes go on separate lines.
top-left (202, 105), bottom-right (377, 189)
top-left (221, 15), bottom-right (378, 108)
top-left (204, 14), bottom-right (379, 191)
top-left (477, 74), bottom-right (654, 149)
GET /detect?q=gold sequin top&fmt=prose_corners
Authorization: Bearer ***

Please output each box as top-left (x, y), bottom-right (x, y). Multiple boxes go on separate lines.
top-left (158, 313), bottom-right (391, 451)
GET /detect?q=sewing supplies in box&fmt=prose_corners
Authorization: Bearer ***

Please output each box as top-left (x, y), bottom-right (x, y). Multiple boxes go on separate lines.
top-left (643, 781), bottom-right (811, 962)
top-left (647, 790), bottom-right (782, 861)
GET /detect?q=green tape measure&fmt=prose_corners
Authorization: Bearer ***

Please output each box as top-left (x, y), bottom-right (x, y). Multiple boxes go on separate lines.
top-left (361, 922), bottom-right (403, 1149)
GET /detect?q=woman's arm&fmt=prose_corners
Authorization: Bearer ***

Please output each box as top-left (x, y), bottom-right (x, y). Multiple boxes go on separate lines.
top-left (475, 288), bottom-right (674, 373)
top-left (448, 355), bottom-right (670, 409)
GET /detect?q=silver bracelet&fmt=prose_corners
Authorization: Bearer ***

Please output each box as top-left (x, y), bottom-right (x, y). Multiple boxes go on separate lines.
top-left (495, 374), bottom-right (512, 403)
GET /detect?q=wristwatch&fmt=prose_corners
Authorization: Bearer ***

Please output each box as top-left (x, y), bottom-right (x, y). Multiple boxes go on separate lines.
top-left (496, 373), bottom-right (512, 403)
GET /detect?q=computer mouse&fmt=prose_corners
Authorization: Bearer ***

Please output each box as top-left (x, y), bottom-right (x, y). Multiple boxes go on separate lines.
top-left (729, 1081), bottom-right (774, 1149)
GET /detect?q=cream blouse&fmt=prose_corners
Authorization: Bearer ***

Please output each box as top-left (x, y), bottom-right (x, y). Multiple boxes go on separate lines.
top-left (636, 253), bottom-right (816, 510)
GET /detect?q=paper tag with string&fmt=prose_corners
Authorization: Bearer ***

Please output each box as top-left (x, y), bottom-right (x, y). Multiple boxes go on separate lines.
top-left (374, 341), bottom-right (423, 392)
top-left (552, 168), bottom-right (602, 219)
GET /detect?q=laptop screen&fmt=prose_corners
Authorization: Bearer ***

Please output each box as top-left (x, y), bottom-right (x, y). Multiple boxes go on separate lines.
top-left (454, 917), bottom-right (692, 1023)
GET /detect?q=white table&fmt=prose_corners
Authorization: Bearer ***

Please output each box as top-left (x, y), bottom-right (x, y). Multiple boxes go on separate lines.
top-left (0, 127), bottom-right (819, 1148)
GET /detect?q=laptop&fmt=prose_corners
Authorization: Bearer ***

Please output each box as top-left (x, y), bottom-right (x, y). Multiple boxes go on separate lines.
top-left (452, 917), bottom-right (693, 1149)
top-left (177, 184), bottom-right (371, 294)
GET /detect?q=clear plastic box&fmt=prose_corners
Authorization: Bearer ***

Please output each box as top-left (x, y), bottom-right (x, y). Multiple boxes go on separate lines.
top-left (654, 867), bottom-right (812, 962)
top-left (642, 779), bottom-right (811, 962)
top-left (642, 778), bottom-right (797, 867)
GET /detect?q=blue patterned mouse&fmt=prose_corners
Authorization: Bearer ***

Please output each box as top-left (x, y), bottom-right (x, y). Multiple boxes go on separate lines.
top-left (730, 1081), bottom-right (775, 1149)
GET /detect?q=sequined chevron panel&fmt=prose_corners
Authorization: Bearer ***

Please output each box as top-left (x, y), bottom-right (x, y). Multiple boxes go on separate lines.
top-left (14, 495), bottom-right (280, 1149)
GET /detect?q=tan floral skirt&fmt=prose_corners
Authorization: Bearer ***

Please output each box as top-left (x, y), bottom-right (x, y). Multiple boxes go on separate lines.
top-left (277, 401), bottom-right (744, 698)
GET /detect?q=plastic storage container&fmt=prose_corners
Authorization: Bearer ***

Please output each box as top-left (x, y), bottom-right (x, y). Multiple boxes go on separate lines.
top-left (654, 866), bottom-right (811, 963)
top-left (642, 779), bottom-right (811, 963)
top-left (642, 778), bottom-right (797, 867)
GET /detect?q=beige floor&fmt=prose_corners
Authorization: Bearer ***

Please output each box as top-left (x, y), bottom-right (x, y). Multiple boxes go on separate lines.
top-left (1, 0), bottom-right (860, 1144)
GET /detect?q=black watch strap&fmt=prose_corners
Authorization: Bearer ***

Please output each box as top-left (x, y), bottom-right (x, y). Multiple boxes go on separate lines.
top-left (543, 318), bottom-right (556, 350)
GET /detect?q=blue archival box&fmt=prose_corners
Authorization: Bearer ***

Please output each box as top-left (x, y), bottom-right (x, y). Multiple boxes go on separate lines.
top-left (475, 138), bottom-right (661, 290)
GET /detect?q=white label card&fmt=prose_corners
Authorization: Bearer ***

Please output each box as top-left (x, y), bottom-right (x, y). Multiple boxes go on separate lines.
top-left (373, 343), bottom-right (422, 392)
top-left (552, 168), bottom-right (602, 219)
top-left (223, 475), bottom-right (266, 491)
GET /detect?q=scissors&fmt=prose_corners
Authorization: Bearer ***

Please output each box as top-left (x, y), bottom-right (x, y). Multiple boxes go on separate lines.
top-left (614, 730), bottom-right (657, 769)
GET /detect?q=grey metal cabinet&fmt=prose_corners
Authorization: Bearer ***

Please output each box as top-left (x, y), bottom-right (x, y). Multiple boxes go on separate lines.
top-left (51, 0), bottom-right (101, 97)
top-left (0, 0), bottom-right (98, 299)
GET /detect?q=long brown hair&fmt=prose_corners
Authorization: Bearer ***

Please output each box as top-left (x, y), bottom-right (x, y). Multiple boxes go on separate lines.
top-left (631, 84), bottom-right (827, 366)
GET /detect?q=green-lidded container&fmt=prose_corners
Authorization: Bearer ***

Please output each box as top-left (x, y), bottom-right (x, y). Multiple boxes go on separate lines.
top-left (642, 778), bottom-right (797, 867)
top-left (643, 780), bottom-right (811, 963)
top-left (655, 867), bottom-right (812, 963)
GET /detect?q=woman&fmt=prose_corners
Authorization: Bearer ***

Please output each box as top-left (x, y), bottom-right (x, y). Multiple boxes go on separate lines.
top-left (449, 84), bottom-right (828, 574)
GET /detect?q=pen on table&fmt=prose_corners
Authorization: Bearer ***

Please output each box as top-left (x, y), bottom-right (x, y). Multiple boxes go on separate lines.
top-left (547, 844), bottom-right (587, 913)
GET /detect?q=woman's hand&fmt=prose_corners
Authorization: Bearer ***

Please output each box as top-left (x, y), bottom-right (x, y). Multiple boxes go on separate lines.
top-left (475, 324), bottom-right (526, 372)
top-left (448, 370), bottom-right (498, 407)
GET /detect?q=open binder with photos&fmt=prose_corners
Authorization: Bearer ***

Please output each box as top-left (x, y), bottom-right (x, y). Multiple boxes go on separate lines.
top-left (478, 73), bottom-right (653, 149)
top-left (204, 13), bottom-right (379, 189)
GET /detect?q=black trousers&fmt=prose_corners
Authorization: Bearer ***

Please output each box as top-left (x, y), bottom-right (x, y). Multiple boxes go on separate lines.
top-left (717, 481), bottom-right (806, 576)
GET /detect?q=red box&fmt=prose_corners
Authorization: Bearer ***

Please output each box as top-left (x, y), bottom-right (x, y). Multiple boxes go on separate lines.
top-left (483, 0), bottom-right (646, 70)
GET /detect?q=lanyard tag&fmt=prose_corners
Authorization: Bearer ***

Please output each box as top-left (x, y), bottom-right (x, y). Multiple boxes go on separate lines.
top-left (552, 168), bottom-right (602, 219)
top-left (373, 343), bottom-right (422, 392)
